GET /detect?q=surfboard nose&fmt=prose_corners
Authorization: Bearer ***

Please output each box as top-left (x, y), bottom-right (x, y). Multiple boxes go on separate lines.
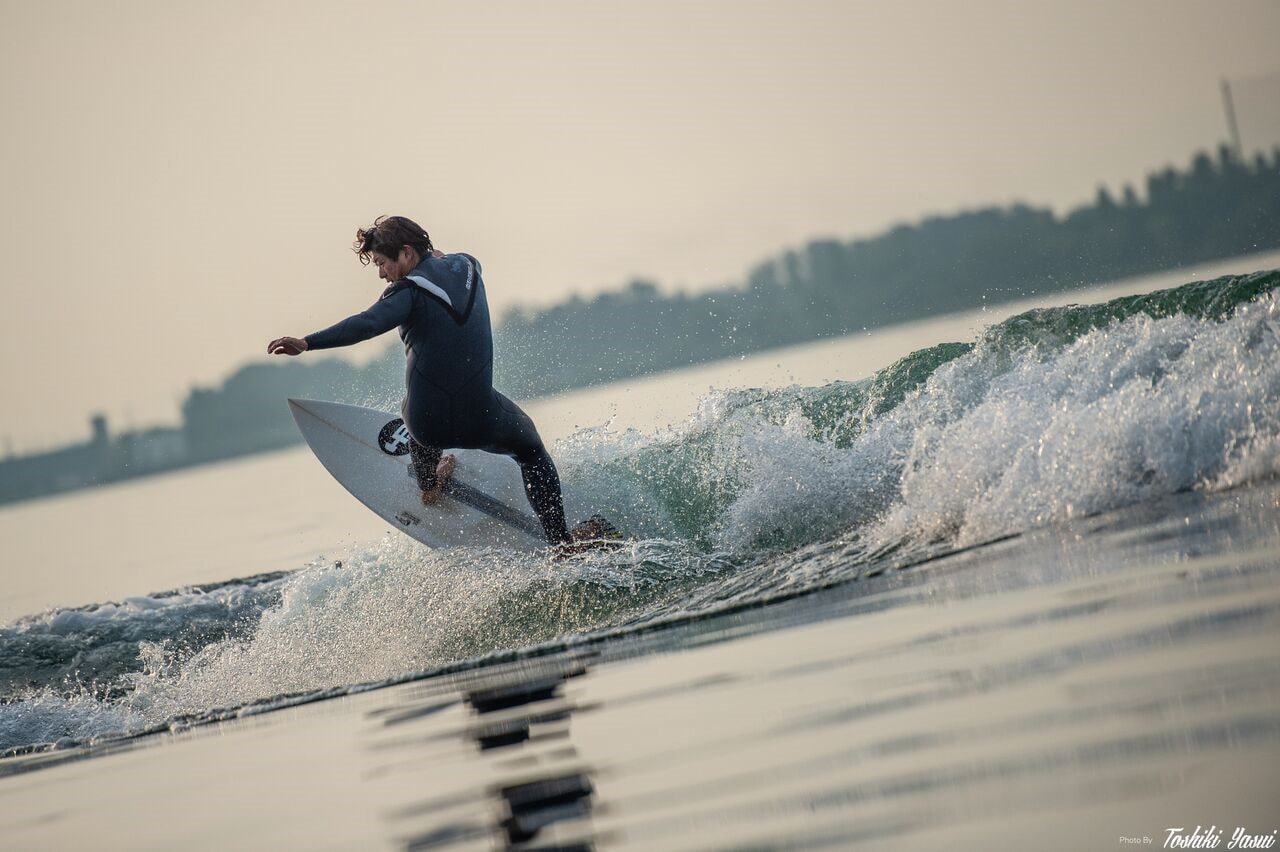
top-left (287, 398), bottom-right (313, 429)
top-left (287, 398), bottom-right (351, 425)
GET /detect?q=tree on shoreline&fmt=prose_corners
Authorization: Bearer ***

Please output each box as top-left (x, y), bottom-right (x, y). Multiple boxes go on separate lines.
top-left (493, 145), bottom-right (1280, 397)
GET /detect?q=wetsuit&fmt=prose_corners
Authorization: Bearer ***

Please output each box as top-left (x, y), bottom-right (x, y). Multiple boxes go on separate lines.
top-left (304, 253), bottom-right (571, 543)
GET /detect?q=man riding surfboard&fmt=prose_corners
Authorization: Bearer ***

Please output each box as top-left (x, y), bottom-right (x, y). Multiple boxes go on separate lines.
top-left (268, 215), bottom-right (610, 549)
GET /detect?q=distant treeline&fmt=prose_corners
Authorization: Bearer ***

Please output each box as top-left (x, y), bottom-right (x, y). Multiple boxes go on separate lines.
top-left (180, 359), bottom-right (391, 464)
top-left (168, 144), bottom-right (1280, 463)
top-left (492, 144), bottom-right (1280, 397)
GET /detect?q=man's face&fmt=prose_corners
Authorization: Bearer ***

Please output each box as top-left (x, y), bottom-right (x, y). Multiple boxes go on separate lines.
top-left (370, 247), bottom-right (417, 284)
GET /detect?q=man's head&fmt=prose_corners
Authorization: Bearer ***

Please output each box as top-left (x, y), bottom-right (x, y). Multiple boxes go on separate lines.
top-left (353, 215), bottom-right (434, 283)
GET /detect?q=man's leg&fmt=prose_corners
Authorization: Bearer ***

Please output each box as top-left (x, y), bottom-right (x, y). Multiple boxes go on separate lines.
top-left (486, 393), bottom-right (572, 544)
top-left (408, 438), bottom-right (457, 506)
top-left (410, 439), bottom-right (457, 505)
top-left (512, 444), bottom-right (571, 544)
top-left (408, 438), bottom-right (441, 489)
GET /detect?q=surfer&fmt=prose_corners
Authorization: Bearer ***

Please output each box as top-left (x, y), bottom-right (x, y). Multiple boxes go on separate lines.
top-left (268, 215), bottom-right (602, 547)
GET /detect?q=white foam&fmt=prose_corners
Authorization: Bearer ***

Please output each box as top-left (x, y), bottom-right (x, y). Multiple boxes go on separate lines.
top-left (733, 289), bottom-right (1280, 555)
top-left (0, 690), bottom-right (142, 753)
top-left (93, 533), bottom-right (680, 736)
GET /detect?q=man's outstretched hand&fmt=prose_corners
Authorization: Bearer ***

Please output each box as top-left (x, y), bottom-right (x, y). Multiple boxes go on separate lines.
top-left (268, 336), bottom-right (309, 356)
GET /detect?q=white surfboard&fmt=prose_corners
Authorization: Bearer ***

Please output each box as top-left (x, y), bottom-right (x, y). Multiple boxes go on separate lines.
top-left (288, 398), bottom-right (590, 552)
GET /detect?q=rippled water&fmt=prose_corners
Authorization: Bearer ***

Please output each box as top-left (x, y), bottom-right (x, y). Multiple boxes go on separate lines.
top-left (4, 479), bottom-right (1277, 850)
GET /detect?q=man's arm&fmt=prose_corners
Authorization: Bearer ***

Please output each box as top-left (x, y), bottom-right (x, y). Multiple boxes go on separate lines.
top-left (268, 287), bottom-right (413, 356)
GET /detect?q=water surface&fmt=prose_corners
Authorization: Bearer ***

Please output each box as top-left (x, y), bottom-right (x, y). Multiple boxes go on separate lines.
top-left (2, 256), bottom-right (1279, 848)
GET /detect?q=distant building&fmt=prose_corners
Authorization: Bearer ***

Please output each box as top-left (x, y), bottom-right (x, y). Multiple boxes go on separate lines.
top-left (0, 416), bottom-right (191, 505)
top-left (91, 414), bottom-right (108, 447)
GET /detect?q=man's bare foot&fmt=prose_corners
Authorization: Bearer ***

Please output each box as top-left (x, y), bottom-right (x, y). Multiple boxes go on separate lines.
top-left (569, 516), bottom-right (614, 541)
top-left (420, 454), bottom-right (456, 505)
top-left (553, 515), bottom-right (623, 557)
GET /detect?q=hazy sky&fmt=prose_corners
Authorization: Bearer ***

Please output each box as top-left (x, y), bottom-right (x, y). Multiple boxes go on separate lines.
top-left (1, 0), bottom-right (1278, 449)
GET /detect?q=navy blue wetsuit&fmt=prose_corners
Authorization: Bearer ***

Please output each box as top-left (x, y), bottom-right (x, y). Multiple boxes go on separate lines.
top-left (304, 253), bottom-right (570, 543)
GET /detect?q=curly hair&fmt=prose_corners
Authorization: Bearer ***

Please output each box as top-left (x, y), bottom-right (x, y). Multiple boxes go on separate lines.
top-left (353, 215), bottom-right (434, 265)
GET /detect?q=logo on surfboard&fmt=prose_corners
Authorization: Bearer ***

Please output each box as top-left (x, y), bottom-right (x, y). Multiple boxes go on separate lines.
top-left (394, 510), bottom-right (421, 526)
top-left (378, 419), bottom-right (412, 456)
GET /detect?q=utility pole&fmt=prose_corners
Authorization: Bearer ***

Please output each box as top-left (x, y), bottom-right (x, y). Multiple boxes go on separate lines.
top-left (1221, 78), bottom-right (1243, 161)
